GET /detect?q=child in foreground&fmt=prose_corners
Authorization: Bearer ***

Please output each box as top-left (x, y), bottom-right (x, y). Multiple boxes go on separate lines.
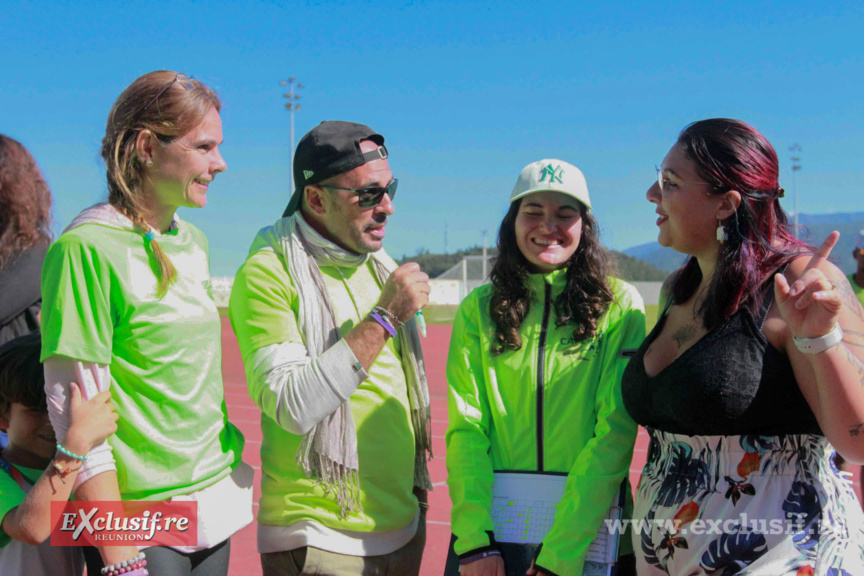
top-left (0, 333), bottom-right (118, 575)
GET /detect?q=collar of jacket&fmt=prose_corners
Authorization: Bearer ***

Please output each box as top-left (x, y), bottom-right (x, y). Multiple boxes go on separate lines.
top-left (527, 267), bottom-right (567, 294)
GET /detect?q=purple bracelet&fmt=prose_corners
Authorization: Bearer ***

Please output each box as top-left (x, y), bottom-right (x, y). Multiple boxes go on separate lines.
top-left (107, 567), bottom-right (148, 576)
top-left (106, 565), bottom-right (147, 576)
top-left (369, 312), bottom-right (397, 337)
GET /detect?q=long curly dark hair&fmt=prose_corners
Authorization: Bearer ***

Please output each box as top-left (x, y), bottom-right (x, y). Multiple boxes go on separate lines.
top-left (489, 199), bottom-right (615, 355)
top-left (0, 135), bottom-right (52, 270)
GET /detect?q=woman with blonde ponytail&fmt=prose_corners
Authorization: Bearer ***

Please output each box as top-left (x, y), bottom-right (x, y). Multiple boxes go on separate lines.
top-left (38, 71), bottom-right (251, 576)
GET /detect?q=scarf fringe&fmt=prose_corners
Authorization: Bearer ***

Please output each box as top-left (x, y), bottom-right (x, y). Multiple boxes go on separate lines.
top-left (296, 448), bottom-right (364, 518)
top-left (413, 408), bottom-right (434, 491)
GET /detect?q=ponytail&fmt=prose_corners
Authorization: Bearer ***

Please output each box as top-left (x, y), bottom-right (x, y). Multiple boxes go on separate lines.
top-left (143, 232), bottom-right (177, 297)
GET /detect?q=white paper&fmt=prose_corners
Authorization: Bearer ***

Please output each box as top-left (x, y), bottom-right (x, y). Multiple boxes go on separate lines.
top-left (490, 472), bottom-right (624, 576)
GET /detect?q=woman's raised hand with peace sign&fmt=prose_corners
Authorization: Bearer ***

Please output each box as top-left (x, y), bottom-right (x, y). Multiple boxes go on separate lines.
top-left (775, 231), bottom-right (844, 340)
top-left (770, 230), bottom-right (864, 463)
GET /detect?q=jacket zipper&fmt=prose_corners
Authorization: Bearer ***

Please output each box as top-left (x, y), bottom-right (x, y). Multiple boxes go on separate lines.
top-left (536, 281), bottom-right (552, 472)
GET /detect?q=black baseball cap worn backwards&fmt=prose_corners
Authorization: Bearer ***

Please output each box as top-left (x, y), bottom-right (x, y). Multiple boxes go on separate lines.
top-left (283, 121), bottom-right (387, 217)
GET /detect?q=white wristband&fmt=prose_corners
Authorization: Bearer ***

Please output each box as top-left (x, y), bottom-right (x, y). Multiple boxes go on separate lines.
top-left (793, 324), bottom-right (844, 354)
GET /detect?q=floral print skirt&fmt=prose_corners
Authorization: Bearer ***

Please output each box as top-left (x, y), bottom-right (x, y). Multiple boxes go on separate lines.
top-left (633, 429), bottom-right (864, 575)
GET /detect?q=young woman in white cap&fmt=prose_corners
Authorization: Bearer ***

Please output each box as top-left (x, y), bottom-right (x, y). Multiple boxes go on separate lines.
top-left (445, 160), bottom-right (645, 576)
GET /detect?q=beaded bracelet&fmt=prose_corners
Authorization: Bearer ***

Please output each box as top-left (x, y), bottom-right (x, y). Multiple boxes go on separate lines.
top-left (108, 567), bottom-right (148, 576)
top-left (56, 443), bottom-right (87, 461)
top-left (371, 306), bottom-right (404, 328)
top-left (108, 568), bottom-right (148, 576)
top-left (101, 552), bottom-right (146, 575)
top-left (51, 460), bottom-right (83, 484)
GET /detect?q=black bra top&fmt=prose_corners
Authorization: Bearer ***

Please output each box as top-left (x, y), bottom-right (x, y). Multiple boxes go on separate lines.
top-left (621, 274), bottom-right (822, 437)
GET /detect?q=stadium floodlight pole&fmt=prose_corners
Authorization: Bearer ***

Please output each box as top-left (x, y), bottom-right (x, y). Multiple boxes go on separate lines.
top-left (789, 144), bottom-right (802, 239)
top-left (279, 77), bottom-right (303, 195)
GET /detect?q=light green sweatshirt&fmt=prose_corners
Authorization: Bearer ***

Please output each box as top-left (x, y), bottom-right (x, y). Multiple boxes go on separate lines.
top-left (229, 244), bottom-right (418, 535)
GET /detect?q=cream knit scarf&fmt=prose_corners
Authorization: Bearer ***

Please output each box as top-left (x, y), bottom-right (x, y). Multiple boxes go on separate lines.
top-left (266, 213), bottom-right (433, 517)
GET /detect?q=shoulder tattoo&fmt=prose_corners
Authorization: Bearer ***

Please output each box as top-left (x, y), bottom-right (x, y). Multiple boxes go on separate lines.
top-left (837, 277), bottom-right (864, 322)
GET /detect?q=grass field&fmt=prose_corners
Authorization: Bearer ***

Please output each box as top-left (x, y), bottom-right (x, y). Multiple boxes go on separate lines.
top-left (220, 303), bottom-right (662, 331)
top-left (421, 303), bottom-right (661, 331)
top-left (645, 304), bottom-right (658, 331)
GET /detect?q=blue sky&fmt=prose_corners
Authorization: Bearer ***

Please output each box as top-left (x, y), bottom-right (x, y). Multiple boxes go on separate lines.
top-left (2, 0), bottom-right (862, 275)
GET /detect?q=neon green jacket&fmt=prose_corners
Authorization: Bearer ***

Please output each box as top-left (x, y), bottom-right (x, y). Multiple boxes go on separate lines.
top-left (446, 270), bottom-right (645, 575)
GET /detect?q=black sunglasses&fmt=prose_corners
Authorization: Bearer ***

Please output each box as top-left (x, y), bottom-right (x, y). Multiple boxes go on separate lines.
top-left (321, 179), bottom-right (398, 208)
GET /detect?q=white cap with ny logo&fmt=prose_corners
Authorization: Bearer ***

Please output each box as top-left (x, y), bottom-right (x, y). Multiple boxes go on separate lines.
top-left (509, 159), bottom-right (592, 210)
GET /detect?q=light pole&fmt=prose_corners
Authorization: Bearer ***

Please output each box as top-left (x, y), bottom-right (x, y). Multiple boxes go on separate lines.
top-left (789, 144), bottom-right (802, 239)
top-left (279, 77), bottom-right (303, 195)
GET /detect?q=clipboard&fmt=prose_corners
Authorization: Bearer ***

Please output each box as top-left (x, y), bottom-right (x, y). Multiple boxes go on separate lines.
top-left (490, 472), bottom-right (626, 576)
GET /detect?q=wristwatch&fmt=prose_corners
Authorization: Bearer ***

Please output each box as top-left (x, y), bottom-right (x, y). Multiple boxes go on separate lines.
top-left (793, 324), bottom-right (844, 354)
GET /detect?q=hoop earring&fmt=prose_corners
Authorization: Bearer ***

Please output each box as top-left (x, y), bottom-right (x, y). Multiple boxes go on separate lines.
top-left (716, 220), bottom-right (728, 243)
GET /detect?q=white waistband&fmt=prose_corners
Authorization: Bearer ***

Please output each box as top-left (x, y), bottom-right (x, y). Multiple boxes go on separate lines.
top-left (257, 510), bottom-right (419, 556)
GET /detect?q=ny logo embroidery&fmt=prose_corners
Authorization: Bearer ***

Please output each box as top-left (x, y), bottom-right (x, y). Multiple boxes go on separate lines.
top-left (539, 164), bottom-right (564, 184)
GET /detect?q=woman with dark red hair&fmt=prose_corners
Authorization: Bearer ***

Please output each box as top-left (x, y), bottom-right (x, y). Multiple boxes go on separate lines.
top-left (622, 118), bottom-right (864, 574)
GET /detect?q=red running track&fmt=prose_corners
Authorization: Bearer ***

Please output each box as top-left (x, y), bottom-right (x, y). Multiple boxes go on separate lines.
top-left (219, 319), bottom-right (462, 575)
top-left (220, 318), bottom-right (861, 575)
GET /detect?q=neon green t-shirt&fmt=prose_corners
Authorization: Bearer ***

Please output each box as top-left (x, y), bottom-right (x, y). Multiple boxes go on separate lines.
top-left (40, 221), bottom-right (244, 500)
top-left (229, 246), bottom-right (417, 533)
top-left (0, 464), bottom-right (84, 575)
top-left (0, 465), bottom-right (41, 547)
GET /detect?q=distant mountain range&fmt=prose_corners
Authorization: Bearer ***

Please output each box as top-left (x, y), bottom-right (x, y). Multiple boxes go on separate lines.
top-left (399, 246), bottom-right (668, 281)
top-left (624, 212), bottom-right (864, 275)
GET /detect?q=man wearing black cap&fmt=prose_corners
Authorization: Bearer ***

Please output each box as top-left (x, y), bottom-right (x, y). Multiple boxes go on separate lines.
top-left (229, 121), bottom-right (432, 575)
